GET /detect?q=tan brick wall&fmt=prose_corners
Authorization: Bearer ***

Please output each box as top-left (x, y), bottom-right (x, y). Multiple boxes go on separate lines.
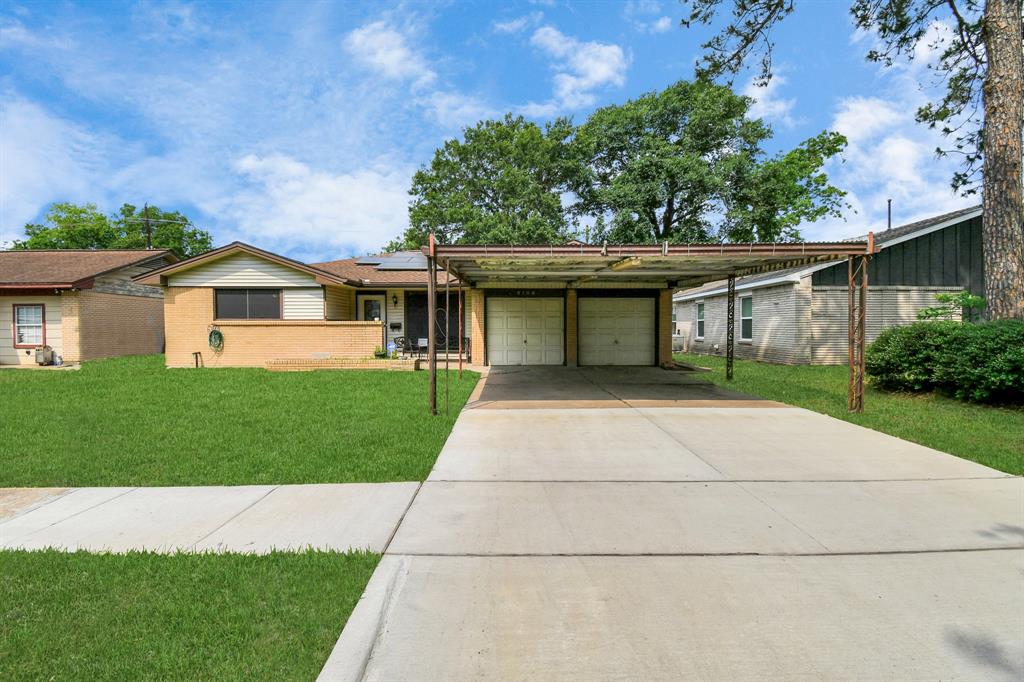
top-left (469, 288), bottom-right (485, 364)
top-left (60, 291), bottom-right (82, 363)
top-left (164, 286), bottom-right (383, 368)
top-left (658, 289), bottom-right (673, 366)
top-left (76, 291), bottom-right (165, 361)
top-left (565, 289), bottom-right (578, 367)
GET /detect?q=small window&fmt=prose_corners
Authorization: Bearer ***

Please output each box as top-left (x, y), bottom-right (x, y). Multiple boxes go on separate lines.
top-left (740, 296), bottom-right (753, 340)
top-left (696, 302), bottom-right (705, 339)
top-left (215, 289), bottom-right (281, 320)
top-left (13, 304), bottom-right (45, 347)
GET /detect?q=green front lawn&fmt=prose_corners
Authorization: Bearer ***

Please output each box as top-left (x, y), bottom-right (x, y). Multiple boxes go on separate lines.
top-left (0, 355), bottom-right (478, 487)
top-left (0, 549), bottom-right (377, 680)
top-left (675, 352), bottom-right (1024, 475)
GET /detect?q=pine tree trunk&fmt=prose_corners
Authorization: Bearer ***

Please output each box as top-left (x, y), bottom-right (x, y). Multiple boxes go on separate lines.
top-left (981, 0), bottom-right (1024, 319)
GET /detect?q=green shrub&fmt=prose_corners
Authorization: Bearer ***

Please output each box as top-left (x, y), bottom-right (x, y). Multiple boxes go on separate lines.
top-left (933, 320), bottom-right (1024, 403)
top-left (865, 321), bottom-right (961, 392)
top-left (866, 320), bottom-right (1024, 404)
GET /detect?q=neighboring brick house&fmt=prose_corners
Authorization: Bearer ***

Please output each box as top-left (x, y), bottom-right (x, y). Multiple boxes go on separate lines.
top-left (0, 249), bottom-right (176, 366)
top-left (673, 205), bottom-right (984, 364)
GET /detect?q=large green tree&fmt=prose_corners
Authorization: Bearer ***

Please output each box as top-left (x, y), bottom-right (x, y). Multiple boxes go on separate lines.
top-left (12, 202), bottom-right (213, 258)
top-left (572, 79), bottom-right (848, 243)
top-left (680, 0), bottom-right (1023, 318)
top-left (386, 115), bottom-right (579, 250)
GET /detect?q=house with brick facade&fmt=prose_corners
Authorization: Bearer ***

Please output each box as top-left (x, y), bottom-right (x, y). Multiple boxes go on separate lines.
top-left (0, 249), bottom-right (176, 366)
top-left (140, 238), bottom-right (871, 370)
top-left (672, 205), bottom-right (985, 364)
top-left (136, 242), bottom-right (468, 368)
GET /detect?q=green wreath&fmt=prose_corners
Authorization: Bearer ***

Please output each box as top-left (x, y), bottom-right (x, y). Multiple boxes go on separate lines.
top-left (208, 328), bottom-right (224, 352)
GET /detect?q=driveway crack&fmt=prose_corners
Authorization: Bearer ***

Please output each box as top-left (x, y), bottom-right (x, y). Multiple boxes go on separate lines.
top-left (735, 481), bottom-right (833, 553)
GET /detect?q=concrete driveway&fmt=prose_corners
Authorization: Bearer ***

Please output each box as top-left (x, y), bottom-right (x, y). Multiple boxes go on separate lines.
top-left (322, 367), bottom-right (1023, 681)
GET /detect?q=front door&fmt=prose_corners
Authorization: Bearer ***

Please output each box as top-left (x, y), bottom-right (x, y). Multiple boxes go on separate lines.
top-left (358, 295), bottom-right (386, 322)
top-left (405, 292), bottom-right (462, 350)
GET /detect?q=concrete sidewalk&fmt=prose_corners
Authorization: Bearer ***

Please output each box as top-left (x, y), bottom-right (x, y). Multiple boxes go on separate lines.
top-left (321, 368), bottom-right (1024, 681)
top-left (0, 483), bottom-right (417, 553)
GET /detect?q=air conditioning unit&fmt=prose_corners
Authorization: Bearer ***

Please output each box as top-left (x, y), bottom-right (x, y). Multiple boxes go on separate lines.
top-left (35, 345), bottom-right (54, 366)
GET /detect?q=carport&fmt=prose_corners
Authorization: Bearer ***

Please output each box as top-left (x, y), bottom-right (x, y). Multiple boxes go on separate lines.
top-left (422, 235), bottom-right (877, 414)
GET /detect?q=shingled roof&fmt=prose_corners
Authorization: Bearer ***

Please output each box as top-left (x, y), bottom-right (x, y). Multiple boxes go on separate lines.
top-left (675, 204), bottom-right (982, 301)
top-left (312, 252), bottom-right (458, 287)
top-left (0, 249), bottom-right (175, 288)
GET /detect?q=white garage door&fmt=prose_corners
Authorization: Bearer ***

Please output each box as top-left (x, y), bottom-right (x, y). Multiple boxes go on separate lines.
top-left (487, 297), bottom-right (564, 365)
top-left (578, 297), bottom-right (656, 366)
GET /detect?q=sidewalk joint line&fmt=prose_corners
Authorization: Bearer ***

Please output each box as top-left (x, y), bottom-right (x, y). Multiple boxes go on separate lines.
top-left (385, 546), bottom-right (1024, 558)
top-left (190, 485), bottom-right (281, 550)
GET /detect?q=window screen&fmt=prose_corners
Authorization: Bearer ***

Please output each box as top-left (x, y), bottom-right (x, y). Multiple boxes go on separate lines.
top-left (696, 302), bottom-right (705, 338)
top-left (215, 289), bottom-right (281, 320)
top-left (248, 290), bottom-right (281, 319)
top-left (215, 289), bottom-right (248, 319)
top-left (14, 305), bottom-right (44, 346)
top-left (740, 296), bottom-right (753, 340)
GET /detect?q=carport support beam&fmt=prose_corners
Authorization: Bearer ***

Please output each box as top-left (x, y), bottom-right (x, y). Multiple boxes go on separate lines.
top-left (847, 254), bottom-right (868, 413)
top-left (726, 274), bottom-right (735, 381)
top-left (428, 234), bottom-right (438, 416)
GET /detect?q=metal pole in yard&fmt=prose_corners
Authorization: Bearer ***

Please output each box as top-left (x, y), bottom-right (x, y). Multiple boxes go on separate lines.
top-left (457, 276), bottom-right (463, 378)
top-left (726, 273), bottom-right (736, 381)
top-left (847, 256), bottom-right (856, 411)
top-left (427, 234), bottom-right (438, 416)
top-left (444, 259), bottom-right (450, 415)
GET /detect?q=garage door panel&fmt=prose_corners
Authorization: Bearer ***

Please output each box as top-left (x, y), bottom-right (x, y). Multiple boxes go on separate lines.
top-left (578, 297), bottom-right (656, 366)
top-left (487, 297), bottom-right (564, 366)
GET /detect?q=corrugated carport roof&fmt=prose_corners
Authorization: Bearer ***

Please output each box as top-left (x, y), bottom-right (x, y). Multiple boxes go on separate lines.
top-left (429, 241), bottom-right (873, 288)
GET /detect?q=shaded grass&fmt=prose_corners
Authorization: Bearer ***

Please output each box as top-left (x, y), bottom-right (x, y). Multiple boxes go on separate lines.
top-left (0, 355), bottom-right (478, 486)
top-left (0, 549), bottom-right (378, 681)
top-left (675, 352), bottom-right (1024, 475)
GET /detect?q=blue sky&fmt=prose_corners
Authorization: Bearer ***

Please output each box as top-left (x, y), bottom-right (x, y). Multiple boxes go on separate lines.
top-left (1, 0), bottom-right (975, 261)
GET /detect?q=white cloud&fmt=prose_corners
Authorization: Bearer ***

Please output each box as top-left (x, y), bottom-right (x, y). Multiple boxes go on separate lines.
top-left (649, 16), bottom-right (673, 33)
top-left (0, 19), bottom-right (73, 50)
top-left (343, 20), bottom-right (436, 88)
top-left (525, 26), bottom-right (629, 113)
top-left (830, 96), bottom-right (902, 144)
top-left (799, 19), bottom-right (974, 241)
top-left (221, 154), bottom-right (412, 256)
top-left (623, 1), bottom-right (673, 34)
top-left (742, 74), bottom-right (797, 128)
top-left (493, 12), bottom-right (543, 34)
top-left (805, 95), bottom-right (973, 241)
top-left (421, 91), bottom-right (498, 130)
top-left (0, 97), bottom-right (118, 245)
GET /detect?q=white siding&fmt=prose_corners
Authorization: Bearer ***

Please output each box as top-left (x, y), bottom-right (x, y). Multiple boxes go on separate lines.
top-left (810, 286), bottom-right (962, 364)
top-left (325, 286), bottom-right (354, 320)
top-left (0, 296), bottom-right (63, 365)
top-left (167, 252), bottom-right (318, 288)
top-left (386, 289), bottom-right (404, 346)
top-left (282, 288), bottom-right (325, 320)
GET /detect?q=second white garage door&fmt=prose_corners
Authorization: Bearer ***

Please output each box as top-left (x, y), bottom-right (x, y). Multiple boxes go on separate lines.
top-left (487, 297), bottom-right (564, 365)
top-left (578, 297), bottom-right (656, 366)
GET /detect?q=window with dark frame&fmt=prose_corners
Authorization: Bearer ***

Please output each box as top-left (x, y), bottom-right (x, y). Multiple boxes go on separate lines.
top-left (741, 296), bottom-right (753, 340)
top-left (13, 304), bottom-right (44, 347)
top-left (215, 289), bottom-right (282, 320)
top-left (696, 302), bottom-right (705, 339)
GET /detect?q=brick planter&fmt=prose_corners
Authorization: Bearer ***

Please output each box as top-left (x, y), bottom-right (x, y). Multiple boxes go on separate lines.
top-left (265, 357), bottom-right (418, 372)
